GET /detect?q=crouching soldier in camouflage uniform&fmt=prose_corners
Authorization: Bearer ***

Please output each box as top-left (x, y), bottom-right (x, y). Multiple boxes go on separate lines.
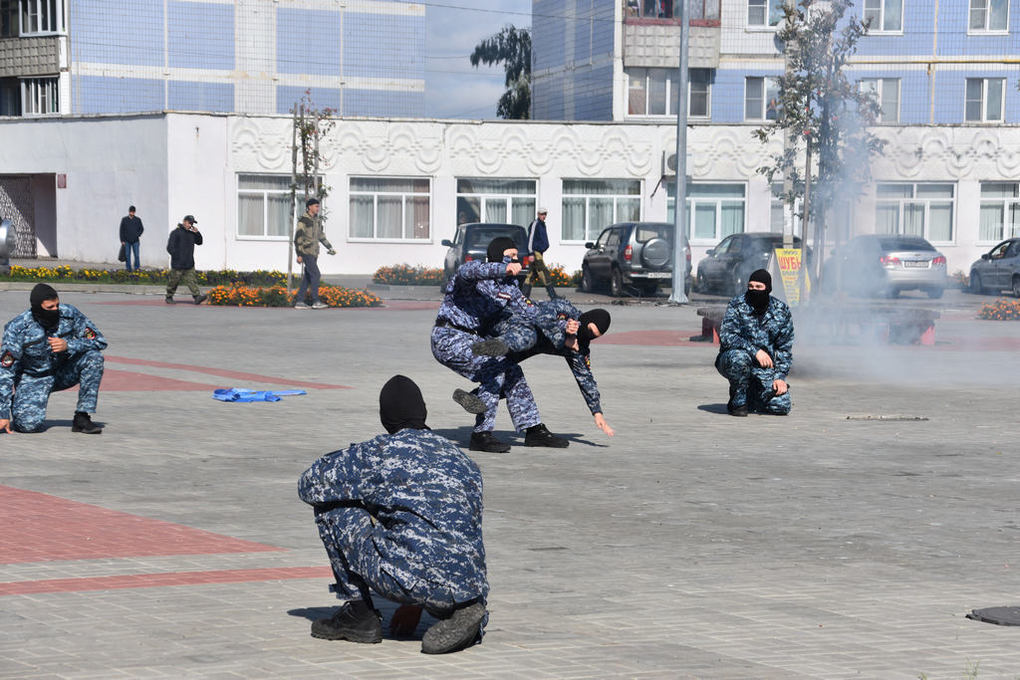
top-left (715, 269), bottom-right (793, 416)
top-left (298, 375), bottom-right (488, 655)
top-left (471, 299), bottom-right (616, 438)
top-left (0, 284), bottom-right (106, 434)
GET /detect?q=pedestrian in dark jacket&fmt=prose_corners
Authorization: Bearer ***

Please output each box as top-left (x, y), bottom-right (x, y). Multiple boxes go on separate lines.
top-left (165, 215), bottom-right (206, 305)
top-left (524, 208), bottom-right (558, 299)
top-left (118, 206), bottom-right (144, 272)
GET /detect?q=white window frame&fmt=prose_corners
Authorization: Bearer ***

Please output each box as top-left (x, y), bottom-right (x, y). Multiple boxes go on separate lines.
top-left (455, 178), bottom-right (536, 228)
top-left (968, 0), bottom-right (1009, 33)
top-left (20, 76), bottom-right (57, 116)
top-left (863, 0), bottom-right (903, 33)
top-left (744, 76), bottom-right (780, 121)
top-left (19, 0), bottom-right (63, 35)
top-left (747, 0), bottom-right (784, 28)
top-left (978, 182), bottom-right (1020, 244)
top-left (666, 182), bottom-right (747, 244)
top-left (561, 179), bottom-right (642, 243)
top-left (626, 67), bottom-right (711, 119)
top-left (965, 78), bottom-right (1005, 122)
top-left (874, 183), bottom-right (956, 245)
top-left (349, 176), bottom-right (432, 243)
top-left (236, 174), bottom-right (297, 241)
top-left (859, 78), bottom-right (900, 123)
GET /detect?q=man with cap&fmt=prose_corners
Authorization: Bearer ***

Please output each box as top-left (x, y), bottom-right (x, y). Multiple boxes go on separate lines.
top-left (165, 215), bottom-right (206, 304)
top-left (523, 208), bottom-right (558, 299)
top-left (432, 236), bottom-right (568, 452)
top-left (119, 205), bottom-right (144, 272)
top-left (293, 198), bottom-right (336, 309)
top-left (0, 284), bottom-right (106, 434)
top-left (715, 269), bottom-right (794, 416)
top-left (298, 375), bottom-right (488, 655)
top-left (469, 299), bottom-right (616, 438)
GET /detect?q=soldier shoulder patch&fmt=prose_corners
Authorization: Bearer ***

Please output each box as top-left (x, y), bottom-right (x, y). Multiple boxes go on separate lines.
top-left (0, 351), bottom-right (14, 368)
top-left (84, 328), bottom-right (97, 340)
top-left (584, 355), bottom-right (591, 369)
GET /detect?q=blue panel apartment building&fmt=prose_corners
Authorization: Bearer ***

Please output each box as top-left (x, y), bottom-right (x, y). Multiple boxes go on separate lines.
top-left (0, 0), bottom-right (425, 117)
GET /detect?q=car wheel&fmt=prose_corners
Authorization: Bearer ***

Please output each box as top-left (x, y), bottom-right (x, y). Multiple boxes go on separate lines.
top-left (927, 287), bottom-right (944, 299)
top-left (1012, 275), bottom-right (1020, 298)
top-left (581, 266), bottom-right (594, 293)
top-left (969, 272), bottom-right (984, 295)
top-left (609, 267), bottom-right (624, 297)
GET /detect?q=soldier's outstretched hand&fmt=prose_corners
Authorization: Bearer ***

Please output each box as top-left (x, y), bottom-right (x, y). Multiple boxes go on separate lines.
top-left (390, 604), bottom-right (423, 637)
top-left (594, 412), bottom-right (614, 437)
top-left (565, 319), bottom-right (580, 335)
top-left (0, 419), bottom-right (11, 434)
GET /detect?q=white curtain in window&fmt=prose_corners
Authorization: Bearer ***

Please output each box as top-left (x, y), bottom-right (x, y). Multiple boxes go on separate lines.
top-left (406, 196), bottom-right (429, 239)
top-left (720, 203), bottom-right (744, 237)
top-left (349, 195), bottom-right (375, 238)
top-left (979, 203), bottom-right (1004, 242)
top-left (618, 198), bottom-right (641, 223)
top-left (512, 198), bottom-right (535, 227)
top-left (694, 203), bottom-right (716, 239)
top-left (883, 0), bottom-right (902, 29)
top-left (589, 198), bottom-right (614, 241)
top-left (267, 195), bottom-right (291, 237)
top-left (377, 196), bottom-right (402, 239)
top-left (928, 203), bottom-right (953, 241)
top-left (238, 195), bottom-right (264, 236)
top-left (485, 199), bottom-right (507, 223)
top-left (903, 203), bottom-right (924, 236)
top-left (875, 204), bottom-right (899, 234)
top-left (562, 197), bottom-right (586, 240)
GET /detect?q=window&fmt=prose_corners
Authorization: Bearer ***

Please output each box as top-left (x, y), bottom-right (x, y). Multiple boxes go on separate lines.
top-left (874, 183), bottom-right (954, 243)
top-left (747, 0), bottom-right (784, 26)
top-left (979, 183), bottom-right (1020, 242)
top-left (350, 177), bottom-right (430, 240)
top-left (745, 77), bottom-right (780, 121)
top-left (859, 78), bottom-right (900, 123)
top-left (667, 183), bottom-right (746, 242)
top-left (1, 0), bottom-right (18, 37)
top-left (627, 68), bottom-right (712, 118)
top-left (965, 78), bottom-right (1005, 122)
top-left (455, 178), bottom-right (535, 228)
top-left (690, 0), bottom-right (721, 21)
top-left (969, 0), bottom-right (1008, 31)
top-left (626, 0), bottom-right (677, 18)
top-left (237, 175), bottom-right (295, 239)
top-left (863, 0), bottom-right (902, 31)
top-left (21, 77), bottom-right (57, 116)
top-left (562, 179), bottom-right (641, 242)
top-left (0, 78), bottom-right (19, 116)
top-left (19, 0), bottom-right (63, 35)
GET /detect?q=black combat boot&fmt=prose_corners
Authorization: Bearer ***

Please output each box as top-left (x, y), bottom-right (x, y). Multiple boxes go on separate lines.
top-left (470, 338), bottom-right (509, 357)
top-left (469, 431), bottom-right (510, 453)
top-left (421, 601), bottom-right (487, 654)
top-left (545, 285), bottom-right (560, 299)
top-left (165, 296), bottom-right (175, 304)
top-left (310, 599), bottom-right (382, 643)
top-left (193, 294), bottom-right (208, 305)
top-left (524, 424), bottom-right (569, 448)
top-left (71, 412), bottom-right (102, 434)
top-left (453, 388), bottom-right (487, 414)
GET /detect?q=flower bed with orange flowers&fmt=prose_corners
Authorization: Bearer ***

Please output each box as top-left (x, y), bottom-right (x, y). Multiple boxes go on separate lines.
top-left (207, 284), bottom-right (382, 308)
top-left (977, 298), bottom-right (1020, 320)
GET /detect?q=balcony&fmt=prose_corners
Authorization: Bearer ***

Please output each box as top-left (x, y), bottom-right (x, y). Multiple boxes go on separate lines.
top-left (623, 0), bottom-right (720, 69)
top-left (0, 36), bottom-right (61, 78)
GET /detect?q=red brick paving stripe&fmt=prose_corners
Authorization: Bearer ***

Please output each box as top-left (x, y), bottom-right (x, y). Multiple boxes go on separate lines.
top-left (104, 355), bottom-right (350, 390)
top-left (0, 566), bottom-right (333, 596)
top-left (100, 368), bottom-right (224, 391)
top-left (0, 485), bottom-right (284, 564)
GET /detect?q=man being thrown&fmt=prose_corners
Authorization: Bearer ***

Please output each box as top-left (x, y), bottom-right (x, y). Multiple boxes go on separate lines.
top-left (298, 375), bottom-right (488, 655)
top-left (431, 236), bottom-right (568, 453)
top-left (0, 284), bottom-right (106, 434)
top-left (715, 268), bottom-right (793, 416)
top-left (470, 298), bottom-right (615, 438)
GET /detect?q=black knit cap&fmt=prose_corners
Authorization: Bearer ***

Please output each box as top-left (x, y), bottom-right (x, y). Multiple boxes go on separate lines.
top-left (487, 237), bottom-right (517, 263)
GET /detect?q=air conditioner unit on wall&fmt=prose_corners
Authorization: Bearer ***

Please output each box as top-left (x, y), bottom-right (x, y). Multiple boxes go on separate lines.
top-left (661, 151), bottom-right (693, 181)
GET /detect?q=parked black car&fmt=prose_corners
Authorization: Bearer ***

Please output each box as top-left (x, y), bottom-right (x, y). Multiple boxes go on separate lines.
top-left (581, 222), bottom-right (691, 296)
top-left (822, 234), bottom-right (947, 299)
top-left (440, 222), bottom-right (529, 290)
top-left (696, 232), bottom-right (806, 296)
top-left (968, 237), bottom-right (1020, 297)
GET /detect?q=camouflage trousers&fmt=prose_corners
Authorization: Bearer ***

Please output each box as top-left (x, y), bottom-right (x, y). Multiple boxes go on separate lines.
top-left (524, 250), bottom-right (552, 288)
top-left (166, 268), bottom-right (200, 297)
top-left (314, 505), bottom-right (488, 614)
top-left (431, 326), bottom-right (541, 433)
top-left (12, 350), bottom-right (104, 432)
top-left (715, 349), bottom-right (791, 415)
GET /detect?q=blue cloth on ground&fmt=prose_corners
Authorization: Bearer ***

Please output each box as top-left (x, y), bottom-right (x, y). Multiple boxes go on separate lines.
top-left (213, 388), bottom-right (306, 402)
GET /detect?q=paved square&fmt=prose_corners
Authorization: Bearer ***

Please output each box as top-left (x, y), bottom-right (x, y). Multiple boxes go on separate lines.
top-left (0, 286), bottom-right (1017, 679)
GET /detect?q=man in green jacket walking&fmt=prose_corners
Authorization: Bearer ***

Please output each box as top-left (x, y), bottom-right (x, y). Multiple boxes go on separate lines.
top-left (294, 198), bottom-right (336, 309)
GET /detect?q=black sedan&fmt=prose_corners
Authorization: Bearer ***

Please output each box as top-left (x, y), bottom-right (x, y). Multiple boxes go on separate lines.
top-left (440, 222), bottom-right (529, 290)
top-left (696, 232), bottom-right (805, 296)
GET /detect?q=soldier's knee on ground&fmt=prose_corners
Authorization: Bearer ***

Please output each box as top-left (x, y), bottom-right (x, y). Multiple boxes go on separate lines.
top-left (13, 411), bottom-right (46, 433)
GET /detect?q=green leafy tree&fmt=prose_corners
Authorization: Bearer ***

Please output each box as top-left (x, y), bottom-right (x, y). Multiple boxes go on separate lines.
top-left (754, 0), bottom-right (886, 270)
top-left (470, 25), bottom-right (531, 119)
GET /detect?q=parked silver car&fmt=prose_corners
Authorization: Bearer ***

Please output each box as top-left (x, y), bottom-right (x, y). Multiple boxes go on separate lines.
top-left (968, 237), bottom-right (1020, 297)
top-left (822, 234), bottom-right (947, 298)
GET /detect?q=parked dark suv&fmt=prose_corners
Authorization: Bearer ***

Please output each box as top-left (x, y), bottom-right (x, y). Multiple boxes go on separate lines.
top-left (440, 222), bottom-right (529, 290)
top-left (696, 232), bottom-right (807, 296)
top-left (581, 222), bottom-right (691, 296)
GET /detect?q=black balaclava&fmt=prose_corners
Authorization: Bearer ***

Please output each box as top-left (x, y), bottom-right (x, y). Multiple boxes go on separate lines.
top-left (578, 309), bottom-right (611, 351)
top-left (487, 237), bottom-right (517, 263)
top-left (745, 269), bottom-right (772, 315)
top-left (30, 283), bottom-right (60, 329)
top-left (379, 375), bottom-right (428, 434)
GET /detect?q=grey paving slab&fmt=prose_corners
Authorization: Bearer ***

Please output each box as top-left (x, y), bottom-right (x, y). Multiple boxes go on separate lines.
top-left (0, 288), bottom-right (1018, 679)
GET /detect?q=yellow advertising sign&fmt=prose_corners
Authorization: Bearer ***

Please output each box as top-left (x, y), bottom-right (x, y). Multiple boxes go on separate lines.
top-left (774, 248), bottom-right (810, 305)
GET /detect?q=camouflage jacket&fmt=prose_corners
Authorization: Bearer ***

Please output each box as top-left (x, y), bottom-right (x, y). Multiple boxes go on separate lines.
top-left (297, 428), bottom-right (488, 603)
top-left (718, 295), bottom-right (794, 380)
top-left (437, 260), bottom-right (536, 332)
top-left (294, 212), bottom-right (333, 258)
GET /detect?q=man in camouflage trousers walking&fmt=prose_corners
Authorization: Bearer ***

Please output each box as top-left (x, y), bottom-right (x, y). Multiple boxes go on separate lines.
top-left (298, 375), bottom-right (488, 654)
top-left (165, 215), bottom-right (206, 305)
